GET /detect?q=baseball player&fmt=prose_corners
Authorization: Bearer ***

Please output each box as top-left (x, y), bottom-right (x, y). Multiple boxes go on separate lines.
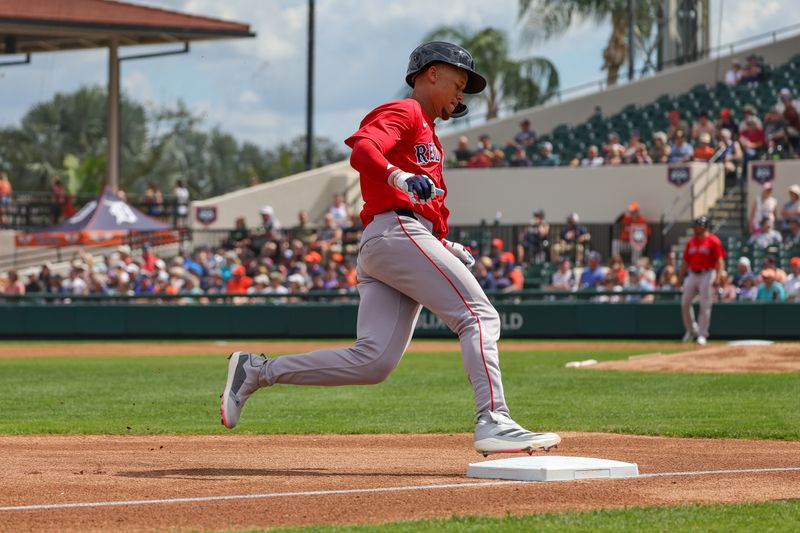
top-left (678, 216), bottom-right (726, 345)
top-left (220, 41), bottom-right (560, 456)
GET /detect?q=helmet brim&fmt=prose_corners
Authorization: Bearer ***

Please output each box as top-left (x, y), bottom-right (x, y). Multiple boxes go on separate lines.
top-left (405, 64), bottom-right (486, 94)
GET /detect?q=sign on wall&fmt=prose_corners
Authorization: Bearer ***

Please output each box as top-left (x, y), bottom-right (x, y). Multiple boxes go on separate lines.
top-left (667, 165), bottom-right (691, 187)
top-left (195, 206), bottom-right (218, 226)
top-left (750, 162), bottom-right (775, 185)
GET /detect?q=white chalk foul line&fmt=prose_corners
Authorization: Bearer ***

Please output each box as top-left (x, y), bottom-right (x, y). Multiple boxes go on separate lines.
top-left (2, 466), bottom-right (799, 512)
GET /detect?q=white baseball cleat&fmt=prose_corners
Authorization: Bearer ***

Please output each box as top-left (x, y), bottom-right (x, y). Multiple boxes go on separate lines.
top-left (474, 411), bottom-right (561, 457)
top-left (682, 323), bottom-right (699, 343)
top-left (696, 336), bottom-right (707, 346)
top-left (220, 352), bottom-right (267, 429)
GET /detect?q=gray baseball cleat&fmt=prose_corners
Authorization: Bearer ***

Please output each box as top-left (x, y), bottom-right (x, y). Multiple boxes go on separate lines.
top-left (474, 411), bottom-right (561, 457)
top-left (220, 352), bottom-right (267, 429)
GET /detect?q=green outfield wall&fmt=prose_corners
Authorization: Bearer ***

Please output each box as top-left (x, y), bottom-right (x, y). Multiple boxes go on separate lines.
top-left (1, 302), bottom-right (798, 339)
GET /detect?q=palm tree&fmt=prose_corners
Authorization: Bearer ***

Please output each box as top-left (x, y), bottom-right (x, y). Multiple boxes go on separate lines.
top-left (517, 0), bottom-right (660, 86)
top-left (420, 26), bottom-right (559, 120)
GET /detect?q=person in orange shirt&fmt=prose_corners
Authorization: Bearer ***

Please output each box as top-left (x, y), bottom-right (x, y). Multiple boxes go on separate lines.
top-left (226, 265), bottom-right (253, 294)
top-left (693, 132), bottom-right (716, 161)
top-left (613, 202), bottom-right (651, 264)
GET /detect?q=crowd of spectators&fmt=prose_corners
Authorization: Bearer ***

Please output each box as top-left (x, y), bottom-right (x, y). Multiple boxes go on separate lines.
top-left (449, 83), bottom-right (800, 171)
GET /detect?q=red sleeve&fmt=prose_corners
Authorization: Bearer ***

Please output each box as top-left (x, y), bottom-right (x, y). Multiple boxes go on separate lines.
top-left (349, 138), bottom-right (393, 183)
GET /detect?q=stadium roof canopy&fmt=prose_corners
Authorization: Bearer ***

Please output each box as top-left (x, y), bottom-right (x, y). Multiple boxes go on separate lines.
top-left (0, 0), bottom-right (253, 53)
top-left (0, 0), bottom-right (255, 189)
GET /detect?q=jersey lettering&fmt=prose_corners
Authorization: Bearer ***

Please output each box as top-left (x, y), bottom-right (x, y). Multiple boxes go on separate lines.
top-left (414, 143), bottom-right (441, 164)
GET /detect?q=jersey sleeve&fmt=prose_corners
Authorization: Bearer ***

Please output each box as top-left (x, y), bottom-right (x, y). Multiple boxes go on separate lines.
top-left (344, 101), bottom-right (417, 153)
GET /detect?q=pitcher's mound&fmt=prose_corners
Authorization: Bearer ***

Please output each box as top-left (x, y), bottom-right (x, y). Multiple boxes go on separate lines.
top-left (591, 343), bottom-right (800, 373)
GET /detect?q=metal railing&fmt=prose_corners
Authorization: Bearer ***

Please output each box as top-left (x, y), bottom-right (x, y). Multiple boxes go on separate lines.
top-left (660, 150), bottom-right (726, 238)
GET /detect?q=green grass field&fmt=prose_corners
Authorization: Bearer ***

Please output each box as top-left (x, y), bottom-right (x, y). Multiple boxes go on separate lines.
top-left (1, 340), bottom-right (798, 531)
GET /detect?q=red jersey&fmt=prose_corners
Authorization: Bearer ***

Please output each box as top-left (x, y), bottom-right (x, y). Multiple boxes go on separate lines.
top-left (683, 233), bottom-right (726, 271)
top-left (345, 99), bottom-right (450, 239)
top-left (620, 214), bottom-right (650, 241)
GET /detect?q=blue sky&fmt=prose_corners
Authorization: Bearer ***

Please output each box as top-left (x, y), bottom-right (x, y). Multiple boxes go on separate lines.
top-left (0, 0), bottom-right (797, 148)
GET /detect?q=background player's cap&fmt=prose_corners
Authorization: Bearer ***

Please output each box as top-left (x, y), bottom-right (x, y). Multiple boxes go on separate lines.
top-left (693, 216), bottom-right (709, 228)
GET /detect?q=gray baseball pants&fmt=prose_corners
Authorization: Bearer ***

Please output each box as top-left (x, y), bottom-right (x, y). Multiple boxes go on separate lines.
top-left (681, 270), bottom-right (716, 338)
top-left (258, 211), bottom-right (508, 415)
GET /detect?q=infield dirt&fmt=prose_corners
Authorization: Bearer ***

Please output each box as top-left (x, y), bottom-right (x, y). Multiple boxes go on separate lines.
top-left (2, 433), bottom-right (799, 532)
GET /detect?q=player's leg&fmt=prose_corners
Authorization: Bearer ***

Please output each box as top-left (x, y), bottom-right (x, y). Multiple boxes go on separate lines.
top-left (261, 275), bottom-right (421, 386)
top-left (696, 270), bottom-right (716, 343)
top-left (680, 273), bottom-right (700, 341)
top-left (361, 213), bottom-right (560, 454)
top-left (220, 268), bottom-right (421, 429)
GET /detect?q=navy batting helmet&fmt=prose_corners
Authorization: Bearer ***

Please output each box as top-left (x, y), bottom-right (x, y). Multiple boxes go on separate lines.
top-left (405, 41), bottom-right (486, 118)
top-left (694, 216), bottom-right (709, 228)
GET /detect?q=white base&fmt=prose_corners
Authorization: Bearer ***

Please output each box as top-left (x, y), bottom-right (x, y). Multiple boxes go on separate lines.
top-left (727, 339), bottom-right (774, 346)
top-left (467, 455), bottom-right (639, 482)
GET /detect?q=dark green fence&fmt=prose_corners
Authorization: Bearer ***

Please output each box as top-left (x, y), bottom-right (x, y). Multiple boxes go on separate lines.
top-left (1, 301), bottom-right (798, 339)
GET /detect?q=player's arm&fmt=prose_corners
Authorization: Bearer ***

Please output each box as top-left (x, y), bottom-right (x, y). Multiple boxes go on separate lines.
top-left (678, 247), bottom-right (689, 285)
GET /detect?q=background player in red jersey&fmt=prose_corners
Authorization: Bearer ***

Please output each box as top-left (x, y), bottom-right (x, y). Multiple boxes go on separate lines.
top-left (678, 216), bottom-right (726, 345)
top-left (220, 41), bottom-right (560, 456)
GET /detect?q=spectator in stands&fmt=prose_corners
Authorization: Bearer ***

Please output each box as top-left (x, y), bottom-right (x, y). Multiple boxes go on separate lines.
top-left (492, 148), bottom-right (508, 167)
top-left (3, 270), bottom-right (24, 295)
top-left (777, 89), bottom-right (800, 154)
top-left (607, 255), bottom-right (630, 286)
top-left (613, 201), bottom-right (650, 264)
top-left (0, 171), bottom-right (12, 226)
top-left (24, 272), bottom-right (43, 294)
top-left (518, 210), bottom-right (550, 265)
top-left (733, 256), bottom-right (752, 288)
top-left (756, 268), bottom-right (786, 301)
top-left (602, 132), bottom-right (624, 160)
top-left (578, 145), bottom-right (604, 167)
top-left (477, 133), bottom-right (494, 152)
top-left (258, 205), bottom-right (282, 240)
top-left (630, 143), bottom-right (653, 165)
top-left (140, 243), bottom-right (160, 274)
top-left (786, 257), bottom-right (800, 301)
top-left (51, 177), bottom-right (67, 223)
top-left (533, 142), bottom-right (560, 167)
top-left (623, 131), bottom-right (643, 163)
top-left (780, 184), bottom-right (800, 230)
top-left (173, 180), bottom-right (189, 227)
top-left (718, 128), bottom-right (744, 183)
top-left (738, 273), bottom-right (758, 301)
top-left (749, 181), bottom-right (777, 234)
top-left (739, 104), bottom-right (763, 131)
top-left (668, 130), bottom-right (693, 163)
top-left (553, 213), bottom-right (591, 265)
top-left (61, 266), bottom-right (88, 295)
top-left (605, 145), bottom-right (624, 165)
top-left (725, 59), bottom-right (742, 86)
top-left (748, 217), bottom-right (782, 248)
top-left (764, 107), bottom-right (790, 159)
top-left (579, 251), bottom-right (605, 289)
top-left (691, 111), bottom-right (716, 142)
top-left (714, 271), bottom-right (738, 302)
top-left (294, 210), bottom-right (318, 245)
top-left (467, 148), bottom-right (493, 168)
top-left (693, 132), bottom-right (716, 161)
top-left (549, 257), bottom-right (576, 291)
top-left (656, 251), bottom-right (677, 280)
top-left (739, 117), bottom-right (766, 162)
top-left (762, 255), bottom-right (787, 284)
top-left (226, 264), bottom-right (253, 294)
top-left (514, 119), bottom-right (537, 148)
top-left (509, 146), bottom-right (532, 167)
top-left (474, 257), bottom-right (496, 291)
top-left (658, 264), bottom-right (680, 290)
top-left (666, 111), bottom-right (690, 142)
top-left (717, 108), bottom-right (739, 139)
top-left (785, 218), bottom-right (800, 248)
top-left (328, 193), bottom-right (351, 230)
top-left (650, 132), bottom-right (671, 163)
top-left (739, 54), bottom-right (764, 84)
top-left (625, 268), bottom-right (655, 303)
top-left (453, 136), bottom-right (473, 167)
top-left (144, 182), bottom-right (164, 217)
top-left (595, 273), bottom-right (623, 303)
top-left (264, 271), bottom-right (289, 299)
top-left (489, 238), bottom-right (515, 270)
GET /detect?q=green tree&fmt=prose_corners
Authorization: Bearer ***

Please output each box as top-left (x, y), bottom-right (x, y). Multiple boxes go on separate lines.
top-left (518, 0), bottom-right (660, 86)
top-left (419, 26), bottom-right (559, 120)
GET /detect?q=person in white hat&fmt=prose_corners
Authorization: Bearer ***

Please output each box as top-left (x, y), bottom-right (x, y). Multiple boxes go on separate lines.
top-left (780, 184), bottom-right (800, 232)
top-left (749, 182), bottom-right (777, 234)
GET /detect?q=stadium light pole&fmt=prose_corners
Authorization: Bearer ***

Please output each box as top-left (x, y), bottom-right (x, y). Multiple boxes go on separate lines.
top-left (305, 0), bottom-right (315, 171)
top-left (628, 0), bottom-right (636, 82)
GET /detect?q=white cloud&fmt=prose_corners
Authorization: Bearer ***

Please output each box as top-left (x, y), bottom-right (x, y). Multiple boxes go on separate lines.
top-left (122, 70), bottom-right (155, 103)
top-left (239, 89), bottom-right (260, 104)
